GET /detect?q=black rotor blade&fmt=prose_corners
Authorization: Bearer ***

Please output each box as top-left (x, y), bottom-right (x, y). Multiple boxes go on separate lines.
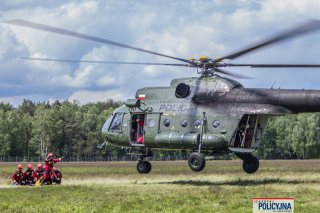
top-left (219, 63), bottom-right (320, 68)
top-left (213, 67), bottom-right (251, 79)
top-left (21, 57), bottom-right (188, 66)
top-left (5, 19), bottom-right (190, 63)
top-left (215, 19), bottom-right (320, 61)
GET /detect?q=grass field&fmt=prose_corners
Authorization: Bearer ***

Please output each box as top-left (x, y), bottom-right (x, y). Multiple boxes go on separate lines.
top-left (1, 160), bottom-right (320, 212)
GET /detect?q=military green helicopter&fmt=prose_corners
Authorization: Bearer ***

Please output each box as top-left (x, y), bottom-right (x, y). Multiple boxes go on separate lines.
top-left (6, 19), bottom-right (320, 174)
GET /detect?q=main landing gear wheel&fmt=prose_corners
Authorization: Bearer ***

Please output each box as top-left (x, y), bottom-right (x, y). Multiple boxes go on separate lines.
top-left (188, 152), bottom-right (206, 172)
top-left (243, 156), bottom-right (259, 174)
top-left (137, 161), bottom-right (152, 174)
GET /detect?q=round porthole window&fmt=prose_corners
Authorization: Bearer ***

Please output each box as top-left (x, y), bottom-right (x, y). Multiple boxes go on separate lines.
top-left (163, 119), bottom-right (170, 127)
top-left (194, 120), bottom-right (202, 128)
top-left (181, 119), bottom-right (188, 127)
top-left (148, 119), bottom-right (155, 128)
top-left (212, 120), bottom-right (220, 128)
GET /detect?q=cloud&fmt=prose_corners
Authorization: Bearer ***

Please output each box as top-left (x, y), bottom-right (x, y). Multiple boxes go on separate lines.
top-left (1, 0), bottom-right (320, 105)
top-left (69, 89), bottom-right (127, 104)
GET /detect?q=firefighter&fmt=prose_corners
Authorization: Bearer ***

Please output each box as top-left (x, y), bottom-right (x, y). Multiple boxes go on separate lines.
top-left (33, 163), bottom-right (44, 182)
top-left (23, 164), bottom-right (36, 185)
top-left (136, 116), bottom-right (144, 143)
top-left (41, 153), bottom-right (62, 184)
top-left (11, 164), bottom-right (25, 185)
top-left (41, 165), bottom-right (51, 185)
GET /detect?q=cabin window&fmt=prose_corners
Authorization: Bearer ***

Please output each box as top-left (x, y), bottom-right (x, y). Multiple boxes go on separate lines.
top-left (181, 119), bottom-right (188, 128)
top-left (148, 119), bottom-right (155, 128)
top-left (163, 119), bottom-right (170, 127)
top-left (109, 113), bottom-right (123, 131)
top-left (212, 120), bottom-right (220, 128)
top-left (194, 120), bottom-right (201, 128)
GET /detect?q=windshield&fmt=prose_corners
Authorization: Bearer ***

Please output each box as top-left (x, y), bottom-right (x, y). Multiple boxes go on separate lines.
top-left (109, 113), bottom-right (123, 131)
top-left (102, 115), bottom-right (113, 133)
top-left (102, 112), bottom-right (124, 133)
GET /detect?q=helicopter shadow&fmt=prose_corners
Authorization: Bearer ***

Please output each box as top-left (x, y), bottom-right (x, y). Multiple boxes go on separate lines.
top-left (158, 178), bottom-right (320, 186)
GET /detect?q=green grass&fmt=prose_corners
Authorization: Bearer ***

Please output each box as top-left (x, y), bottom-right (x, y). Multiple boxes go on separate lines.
top-left (1, 160), bottom-right (320, 212)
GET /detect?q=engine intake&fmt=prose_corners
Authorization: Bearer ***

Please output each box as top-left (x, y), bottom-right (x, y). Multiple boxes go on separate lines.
top-left (175, 83), bottom-right (190, 98)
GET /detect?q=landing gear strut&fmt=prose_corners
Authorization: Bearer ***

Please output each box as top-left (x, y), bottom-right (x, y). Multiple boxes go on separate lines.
top-left (188, 152), bottom-right (206, 172)
top-left (188, 112), bottom-right (207, 172)
top-left (236, 153), bottom-right (259, 174)
top-left (136, 149), bottom-right (153, 174)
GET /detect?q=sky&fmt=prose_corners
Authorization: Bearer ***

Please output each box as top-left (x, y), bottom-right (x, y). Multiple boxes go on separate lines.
top-left (1, 0), bottom-right (320, 106)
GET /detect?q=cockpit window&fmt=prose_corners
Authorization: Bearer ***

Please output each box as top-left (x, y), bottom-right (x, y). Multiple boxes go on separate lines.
top-left (102, 116), bottom-right (113, 133)
top-left (109, 113), bottom-right (123, 131)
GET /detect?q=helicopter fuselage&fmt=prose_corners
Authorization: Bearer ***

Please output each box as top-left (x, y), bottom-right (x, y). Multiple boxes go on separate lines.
top-left (102, 75), bottom-right (320, 156)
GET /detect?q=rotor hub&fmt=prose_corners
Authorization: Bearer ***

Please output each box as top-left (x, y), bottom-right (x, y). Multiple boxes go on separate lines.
top-left (187, 56), bottom-right (218, 77)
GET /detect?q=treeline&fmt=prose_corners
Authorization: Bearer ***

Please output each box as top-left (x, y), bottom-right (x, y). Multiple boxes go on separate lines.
top-left (1, 99), bottom-right (320, 160)
top-left (258, 113), bottom-right (320, 159)
top-left (0, 99), bottom-right (121, 161)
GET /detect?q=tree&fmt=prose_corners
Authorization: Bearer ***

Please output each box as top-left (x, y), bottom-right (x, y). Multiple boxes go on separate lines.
top-left (0, 109), bottom-right (11, 157)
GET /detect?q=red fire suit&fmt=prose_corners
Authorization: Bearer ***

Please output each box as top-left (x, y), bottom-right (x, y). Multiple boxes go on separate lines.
top-left (12, 170), bottom-right (25, 185)
top-left (33, 168), bottom-right (45, 180)
top-left (23, 168), bottom-right (36, 185)
top-left (42, 157), bottom-right (61, 184)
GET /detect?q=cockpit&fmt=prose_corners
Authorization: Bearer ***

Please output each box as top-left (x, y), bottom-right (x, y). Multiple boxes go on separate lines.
top-left (101, 107), bottom-right (147, 147)
top-left (102, 112), bottom-right (124, 133)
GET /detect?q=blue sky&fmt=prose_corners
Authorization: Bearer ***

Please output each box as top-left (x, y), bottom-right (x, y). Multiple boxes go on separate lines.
top-left (1, 0), bottom-right (320, 105)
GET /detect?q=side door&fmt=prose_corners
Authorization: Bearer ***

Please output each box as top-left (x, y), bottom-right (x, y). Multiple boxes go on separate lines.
top-left (143, 113), bottom-right (161, 146)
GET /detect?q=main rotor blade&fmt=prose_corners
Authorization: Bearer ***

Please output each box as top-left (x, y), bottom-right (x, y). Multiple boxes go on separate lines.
top-left (213, 67), bottom-right (251, 79)
top-left (21, 57), bottom-right (188, 66)
top-left (5, 19), bottom-right (190, 63)
top-left (219, 63), bottom-right (320, 68)
top-left (215, 19), bottom-right (320, 61)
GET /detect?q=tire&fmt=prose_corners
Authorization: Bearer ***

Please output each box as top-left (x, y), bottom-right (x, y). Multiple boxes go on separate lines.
top-left (188, 152), bottom-right (206, 172)
top-left (137, 161), bottom-right (152, 174)
top-left (144, 161), bottom-right (152, 174)
top-left (243, 156), bottom-right (259, 174)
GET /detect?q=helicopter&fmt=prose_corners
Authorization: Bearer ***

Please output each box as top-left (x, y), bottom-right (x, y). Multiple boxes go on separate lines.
top-left (5, 19), bottom-right (320, 174)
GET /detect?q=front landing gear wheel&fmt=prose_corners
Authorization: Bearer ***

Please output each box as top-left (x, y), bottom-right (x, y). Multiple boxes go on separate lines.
top-left (188, 152), bottom-right (206, 172)
top-left (243, 156), bottom-right (259, 174)
top-left (137, 161), bottom-right (152, 174)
